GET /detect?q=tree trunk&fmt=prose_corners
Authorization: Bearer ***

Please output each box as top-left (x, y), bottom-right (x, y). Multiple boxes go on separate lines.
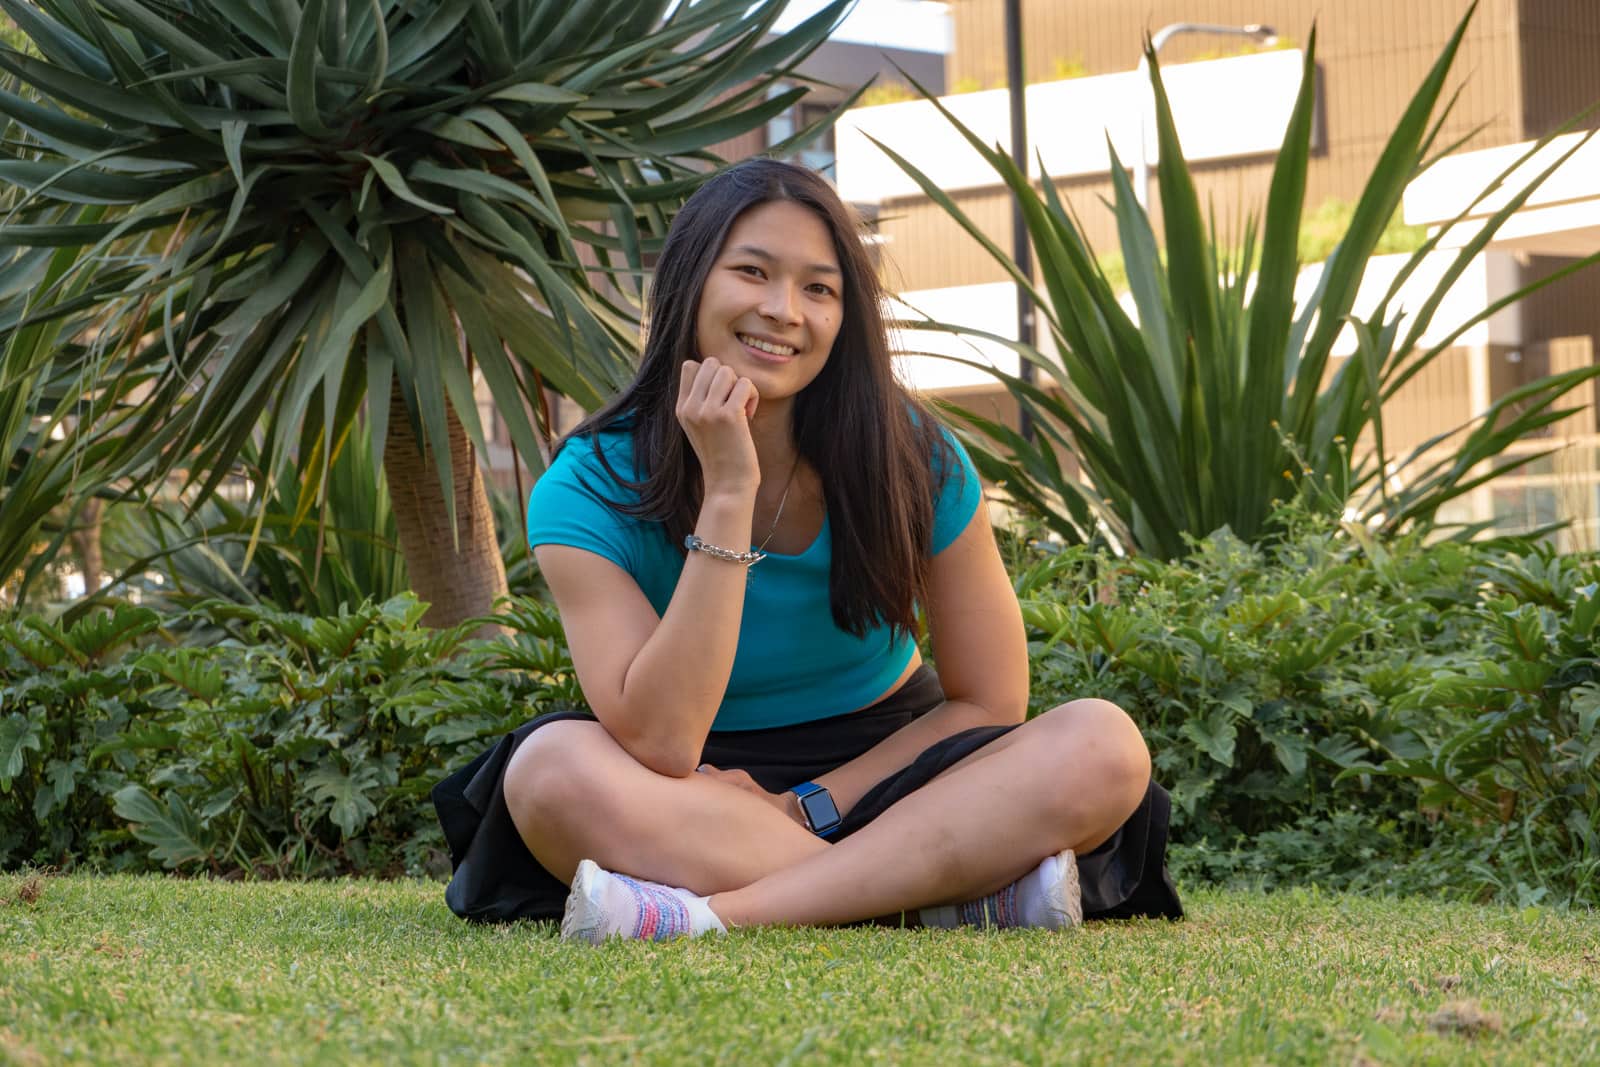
top-left (69, 497), bottom-right (104, 595)
top-left (383, 383), bottom-right (508, 637)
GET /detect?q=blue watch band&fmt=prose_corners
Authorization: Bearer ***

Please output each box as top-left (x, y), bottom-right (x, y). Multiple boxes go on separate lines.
top-left (790, 781), bottom-right (842, 838)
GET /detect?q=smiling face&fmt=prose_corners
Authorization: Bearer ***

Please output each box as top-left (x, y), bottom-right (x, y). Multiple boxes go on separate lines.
top-left (692, 199), bottom-right (844, 406)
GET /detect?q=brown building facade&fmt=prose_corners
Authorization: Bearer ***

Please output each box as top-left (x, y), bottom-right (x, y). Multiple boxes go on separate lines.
top-left (887, 0), bottom-right (1598, 288)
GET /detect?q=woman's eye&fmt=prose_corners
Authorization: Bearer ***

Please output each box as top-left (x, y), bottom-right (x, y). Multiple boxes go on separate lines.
top-left (735, 265), bottom-right (765, 278)
top-left (808, 283), bottom-right (836, 297)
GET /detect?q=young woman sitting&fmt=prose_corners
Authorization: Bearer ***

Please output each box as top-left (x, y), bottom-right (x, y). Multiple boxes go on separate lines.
top-left (432, 159), bottom-right (1182, 940)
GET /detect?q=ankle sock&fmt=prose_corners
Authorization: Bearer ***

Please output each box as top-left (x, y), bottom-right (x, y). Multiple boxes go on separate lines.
top-left (920, 880), bottom-right (1022, 929)
top-left (919, 850), bottom-right (1080, 930)
top-left (611, 871), bottom-right (726, 940)
top-left (562, 859), bottom-right (727, 943)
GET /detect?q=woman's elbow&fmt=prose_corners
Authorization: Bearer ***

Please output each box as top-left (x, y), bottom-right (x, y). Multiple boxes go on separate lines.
top-left (598, 714), bottom-right (701, 779)
top-left (634, 744), bottom-right (699, 779)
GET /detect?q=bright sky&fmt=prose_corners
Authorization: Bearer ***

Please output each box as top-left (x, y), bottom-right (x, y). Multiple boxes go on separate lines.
top-left (773, 0), bottom-right (951, 54)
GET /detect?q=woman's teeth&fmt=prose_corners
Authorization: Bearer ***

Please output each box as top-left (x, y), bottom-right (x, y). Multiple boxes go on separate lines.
top-left (739, 334), bottom-right (796, 356)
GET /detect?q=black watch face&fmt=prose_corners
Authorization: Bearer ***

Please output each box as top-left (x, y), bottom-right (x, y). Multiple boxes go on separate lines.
top-left (799, 788), bottom-right (841, 830)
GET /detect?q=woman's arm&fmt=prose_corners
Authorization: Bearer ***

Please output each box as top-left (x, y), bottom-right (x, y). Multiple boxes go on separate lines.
top-left (535, 358), bottom-right (763, 779)
top-left (805, 500), bottom-right (1029, 817)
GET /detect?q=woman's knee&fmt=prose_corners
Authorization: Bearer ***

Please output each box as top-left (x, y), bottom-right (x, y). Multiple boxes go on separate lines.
top-left (1044, 698), bottom-right (1151, 826)
top-left (502, 719), bottom-right (609, 828)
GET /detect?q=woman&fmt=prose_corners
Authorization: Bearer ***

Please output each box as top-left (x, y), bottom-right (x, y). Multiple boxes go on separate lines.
top-left (432, 159), bottom-right (1181, 940)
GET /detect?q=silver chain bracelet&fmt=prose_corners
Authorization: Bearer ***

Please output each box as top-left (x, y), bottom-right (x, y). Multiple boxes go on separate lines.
top-left (684, 534), bottom-right (767, 566)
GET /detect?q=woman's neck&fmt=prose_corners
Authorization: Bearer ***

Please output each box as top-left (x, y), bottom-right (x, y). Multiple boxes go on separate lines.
top-left (747, 397), bottom-right (800, 484)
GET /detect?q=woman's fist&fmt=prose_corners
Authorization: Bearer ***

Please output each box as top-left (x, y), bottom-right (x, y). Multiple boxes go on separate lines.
top-left (676, 358), bottom-right (760, 495)
top-left (695, 763), bottom-right (805, 825)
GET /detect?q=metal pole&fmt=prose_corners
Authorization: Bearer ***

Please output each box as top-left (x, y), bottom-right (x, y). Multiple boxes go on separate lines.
top-left (1004, 0), bottom-right (1035, 443)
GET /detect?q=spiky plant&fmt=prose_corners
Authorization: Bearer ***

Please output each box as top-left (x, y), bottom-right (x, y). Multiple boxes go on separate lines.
top-left (0, 0), bottom-right (849, 623)
top-left (885, 3), bottom-right (1600, 556)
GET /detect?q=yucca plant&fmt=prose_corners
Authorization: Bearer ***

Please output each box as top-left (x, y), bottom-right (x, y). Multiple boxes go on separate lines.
top-left (883, 3), bottom-right (1600, 557)
top-left (0, 0), bottom-right (849, 625)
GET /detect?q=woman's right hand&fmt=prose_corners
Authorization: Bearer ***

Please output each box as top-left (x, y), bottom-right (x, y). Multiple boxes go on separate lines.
top-left (676, 357), bottom-right (760, 496)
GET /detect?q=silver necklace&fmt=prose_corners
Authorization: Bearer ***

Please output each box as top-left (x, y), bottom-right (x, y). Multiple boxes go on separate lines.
top-left (755, 456), bottom-right (801, 554)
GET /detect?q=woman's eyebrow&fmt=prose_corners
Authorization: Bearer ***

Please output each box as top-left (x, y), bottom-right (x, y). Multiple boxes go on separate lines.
top-left (728, 244), bottom-right (841, 276)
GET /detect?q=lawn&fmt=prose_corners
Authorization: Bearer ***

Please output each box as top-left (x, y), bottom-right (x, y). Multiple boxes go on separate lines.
top-left (2, 872), bottom-right (1595, 1065)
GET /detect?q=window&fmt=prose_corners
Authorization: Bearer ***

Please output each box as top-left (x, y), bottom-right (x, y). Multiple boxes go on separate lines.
top-left (766, 83), bottom-right (836, 174)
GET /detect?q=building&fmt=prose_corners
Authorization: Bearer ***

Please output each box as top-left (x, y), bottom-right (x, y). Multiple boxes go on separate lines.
top-left (836, 0), bottom-right (1600, 546)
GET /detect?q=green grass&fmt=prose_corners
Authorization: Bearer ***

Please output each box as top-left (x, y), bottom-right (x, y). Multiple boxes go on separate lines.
top-left (2, 873), bottom-right (1596, 1065)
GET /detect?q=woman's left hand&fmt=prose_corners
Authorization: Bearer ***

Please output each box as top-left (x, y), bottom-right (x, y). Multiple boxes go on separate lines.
top-left (696, 764), bottom-right (804, 825)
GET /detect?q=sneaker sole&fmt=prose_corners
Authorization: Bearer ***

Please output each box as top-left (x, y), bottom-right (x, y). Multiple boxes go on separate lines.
top-left (1045, 848), bottom-right (1083, 930)
top-left (560, 859), bottom-right (607, 945)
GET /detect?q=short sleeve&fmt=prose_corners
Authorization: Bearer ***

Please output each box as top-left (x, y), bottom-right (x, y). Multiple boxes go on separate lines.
top-left (930, 426), bottom-right (982, 554)
top-left (526, 435), bottom-right (643, 575)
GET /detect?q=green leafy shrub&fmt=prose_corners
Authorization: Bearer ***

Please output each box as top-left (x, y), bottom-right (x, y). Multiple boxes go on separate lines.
top-left (0, 594), bottom-right (580, 877)
top-left (0, 604), bottom-right (162, 863)
top-left (1007, 506), bottom-right (1598, 904)
top-left (1357, 547), bottom-right (1600, 905)
top-left (1013, 519), bottom-right (1467, 838)
top-left (6, 517), bottom-right (1597, 905)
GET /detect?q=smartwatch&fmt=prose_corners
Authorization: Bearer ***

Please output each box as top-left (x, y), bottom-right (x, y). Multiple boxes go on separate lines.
top-left (789, 781), bottom-right (842, 838)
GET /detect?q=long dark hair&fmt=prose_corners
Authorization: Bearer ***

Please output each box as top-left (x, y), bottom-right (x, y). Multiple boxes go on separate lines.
top-left (564, 159), bottom-right (950, 638)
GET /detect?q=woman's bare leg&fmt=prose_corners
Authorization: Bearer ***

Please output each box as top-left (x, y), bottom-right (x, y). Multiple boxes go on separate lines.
top-left (503, 719), bottom-right (828, 894)
top-left (505, 697), bottom-right (1150, 925)
top-left (707, 698), bottom-right (1150, 927)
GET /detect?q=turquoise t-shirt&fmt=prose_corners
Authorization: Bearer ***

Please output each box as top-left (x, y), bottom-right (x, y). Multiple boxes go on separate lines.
top-left (526, 423), bottom-right (982, 731)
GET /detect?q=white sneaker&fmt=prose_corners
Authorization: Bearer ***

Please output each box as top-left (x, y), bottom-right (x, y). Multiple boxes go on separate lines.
top-left (559, 859), bottom-right (611, 944)
top-left (1037, 848), bottom-right (1083, 930)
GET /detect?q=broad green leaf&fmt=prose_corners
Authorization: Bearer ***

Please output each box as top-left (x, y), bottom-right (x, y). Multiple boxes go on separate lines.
top-left (304, 762), bottom-right (381, 837)
top-left (135, 648), bottom-right (227, 702)
top-left (62, 603), bottom-right (160, 662)
top-left (0, 714), bottom-right (45, 790)
top-left (1181, 712), bottom-right (1238, 769)
top-left (112, 785), bottom-right (214, 868)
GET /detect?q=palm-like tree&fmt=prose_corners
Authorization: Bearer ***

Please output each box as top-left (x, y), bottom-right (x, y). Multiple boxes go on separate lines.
top-left (0, 0), bottom-right (849, 624)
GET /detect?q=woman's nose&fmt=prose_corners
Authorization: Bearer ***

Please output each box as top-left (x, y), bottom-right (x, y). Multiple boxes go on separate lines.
top-left (759, 283), bottom-right (801, 324)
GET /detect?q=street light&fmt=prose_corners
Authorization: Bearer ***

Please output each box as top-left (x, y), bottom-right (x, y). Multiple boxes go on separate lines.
top-left (1003, 0), bottom-right (1035, 441)
top-left (1132, 22), bottom-right (1277, 211)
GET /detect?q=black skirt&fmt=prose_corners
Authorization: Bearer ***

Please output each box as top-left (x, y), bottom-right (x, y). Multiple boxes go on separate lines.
top-left (431, 666), bottom-right (1183, 924)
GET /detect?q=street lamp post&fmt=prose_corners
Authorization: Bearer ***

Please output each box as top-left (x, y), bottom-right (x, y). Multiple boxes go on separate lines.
top-left (1132, 22), bottom-right (1277, 211)
top-left (1003, 0), bottom-right (1035, 442)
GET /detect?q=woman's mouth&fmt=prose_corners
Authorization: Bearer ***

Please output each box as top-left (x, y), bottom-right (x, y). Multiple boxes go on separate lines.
top-left (738, 333), bottom-right (798, 361)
